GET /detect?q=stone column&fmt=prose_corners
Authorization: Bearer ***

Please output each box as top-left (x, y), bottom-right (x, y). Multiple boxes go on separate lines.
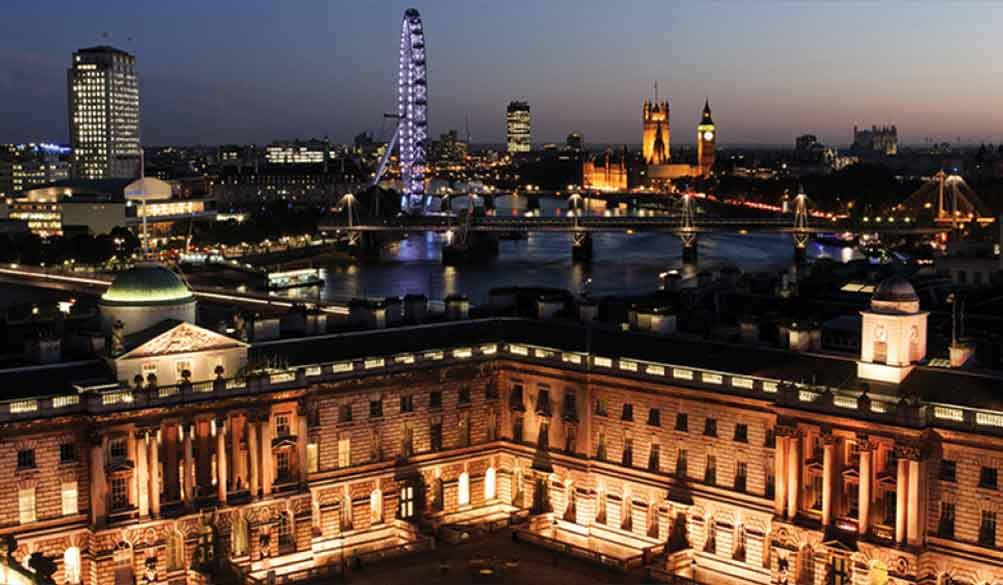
top-left (821, 434), bottom-right (835, 528)
top-left (248, 416), bottom-right (260, 499)
top-left (183, 420), bottom-right (195, 506)
top-left (857, 440), bottom-right (874, 536)
top-left (297, 403), bottom-right (310, 485)
top-left (907, 457), bottom-right (923, 546)
top-left (895, 450), bottom-right (908, 545)
top-left (89, 431), bottom-right (106, 527)
top-left (135, 429), bottom-right (149, 517)
top-left (774, 434), bottom-right (788, 518)
top-left (148, 428), bottom-right (161, 517)
top-left (217, 416), bottom-right (228, 504)
top-left (786, 432), bottom-right (801, 519)
top-left (260, 411), bottom-right (274, 496)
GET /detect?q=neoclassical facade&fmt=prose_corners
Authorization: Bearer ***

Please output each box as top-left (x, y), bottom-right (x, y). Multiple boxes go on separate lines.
top-left (2, 270), bottom-right (1003, 585)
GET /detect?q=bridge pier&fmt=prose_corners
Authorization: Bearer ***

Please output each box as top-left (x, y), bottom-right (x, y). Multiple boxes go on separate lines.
top-left (572, 232), bottom-right (593, 263)
top-left (348, 232), bottom-right (380, 260)
top-left (681, 235), bottom-right (698, 263)
top-left (793, 243), bottom-right (807, 265)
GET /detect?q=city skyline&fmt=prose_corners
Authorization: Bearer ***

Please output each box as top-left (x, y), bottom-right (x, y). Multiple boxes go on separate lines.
top-left (2, 1), bottom-right (1003, 146)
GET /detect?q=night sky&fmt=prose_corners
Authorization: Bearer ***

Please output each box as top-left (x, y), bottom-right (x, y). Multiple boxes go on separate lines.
top-left (1, 1), bottom-right (1001, 147)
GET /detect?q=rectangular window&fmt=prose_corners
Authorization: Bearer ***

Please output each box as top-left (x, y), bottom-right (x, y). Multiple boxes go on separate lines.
top-left (175, 360), bottom-right (191, 383)
top-left (676, 449), bottom-right (688, 478)
top-left (705, 455), bottom-right (716, 485)
top-left (18, 487), bottom-right (35, 524)
top-left (648, 444), bottom-right (660, 472)
top-left (512, 416), bottom-right (524, 443)
top-left (485, 383), bottom-right (499, 400)
top-left (595, 397), bottom-right (608, 417)
top-left (704, 418), bottom-right (717, 437)
top-left (111, 477), bottom-right (128, 510)
top-left (16, 449), bottom-right (35, 470)
top-left (109, 438), bottom-right (128, 460)
top-left (429, 391), bottom-right (442, 409)
top-left (939, 502), bottom-right (955, 538)
top-left (623, 438), bottom-right (634, 467)
top-left (276, 451), bottom-right (291, 481)
top-left (337, 436), bottom-right (351, 468)
top-left (564, 424), bottom-right (576, 453)
top-left (734, 423), bottom-right (748, 443)
top-left (675, 413), bottom-right (688, 432)
top-left (765, 428), bottom-right (776, 448)
top-left (980, 466), bottom-right (998, 490)
top-left (61, 481), bottom-right (78, 516)
top-left (766, 469), bottom-right (775, 499)
top-left (537, 421), bottom-right (549, 450)
top-left (562, 392), bottom-right (577, 421)
top-left (510, 384), bottom-right (525, 411)
top-left (647, 409), bottom-right (661, 427)
top-left (60, 442), bottom-right (77, 464)
top-left (883, 491), bottom-right (896, 525)
top-left (458, 388), bottom-right (471, 405)
top-left (338, 404), bottom-right (353, 423)
top-left (812, 475), bottom-right (823, 510)
top-left (597, 431), bottom-right (607, 461)
top-left (622, 403), bottom-right (634, 422)
top-left (536, 388), bottom-right (551, 416)
top-left (400, 395), bottom-right (414, 413)
top-left (369, 400), bottom-right (383, 418)
top-left (430, 423), bottom-right (443, 452)
top-left (735, 462), bottom-right (748, 492)
top-left (940, 460), bottom-right (956, 482)
top-left (275, 414), bottom-right (291, 437)
top-left (307, 443), bottom-right (319, 473)
top-left (980, 511), bottom-right (997, 547)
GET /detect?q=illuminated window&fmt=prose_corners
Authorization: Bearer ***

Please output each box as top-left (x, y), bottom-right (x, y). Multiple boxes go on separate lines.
top-left (62, 481), bottom-right (78, 516)
top-left (337, 436), bottom-right (351, 468)
top-left (64, 547), bottom-right (82, 584)
top-left (485, 467), bottom-right (496, 500)
top-left (18, 487), bottom-right (36, 524)
top-left (458, 472), bottom-right (470, 506)
top-left (370, 489), bottom-right (383, 524)
top-left (306, 443), bottom-right (319, 474)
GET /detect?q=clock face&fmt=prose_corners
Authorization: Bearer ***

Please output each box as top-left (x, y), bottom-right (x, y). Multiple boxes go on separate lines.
top-left (703, 131), bottom-right (714, 142)
top-left (874, 324), bottom-right (886, 342)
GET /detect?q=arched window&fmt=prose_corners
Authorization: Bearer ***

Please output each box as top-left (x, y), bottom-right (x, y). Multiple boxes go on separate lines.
top-left (458, 472), bottom-right (470, 506)
top-left (277, 512), bottom-right (293, 550)
top-left (165, 530), bottom-right (185, 572)
top-left (370, 489), bottom-right (383, 524)
top-left (63, 547), bottom-right (81, 584)
top-left (484, 467), bottom-right (496, 501)
top-left (231, 515), bottom-right (248, 557)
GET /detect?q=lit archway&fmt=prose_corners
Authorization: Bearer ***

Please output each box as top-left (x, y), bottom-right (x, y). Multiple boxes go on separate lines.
top-left (458, 472), bottom-right (470, 506)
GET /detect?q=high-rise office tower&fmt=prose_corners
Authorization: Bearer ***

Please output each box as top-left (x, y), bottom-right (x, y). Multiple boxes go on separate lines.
top-left (506, 101), bottom-right (531, 154)
top-left (68, 46), bottom-right (141, 179)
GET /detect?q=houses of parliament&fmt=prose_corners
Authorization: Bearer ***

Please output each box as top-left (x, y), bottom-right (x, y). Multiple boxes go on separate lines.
top-left (584, 85), bottom-right (717, 191)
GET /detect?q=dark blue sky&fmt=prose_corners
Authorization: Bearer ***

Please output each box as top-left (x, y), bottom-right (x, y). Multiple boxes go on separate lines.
top-left (2, 1), bottom-right (1001, 147)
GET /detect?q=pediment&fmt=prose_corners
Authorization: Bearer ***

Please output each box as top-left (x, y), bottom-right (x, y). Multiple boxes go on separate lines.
top-left (119, 321), bottom-right (247, 360)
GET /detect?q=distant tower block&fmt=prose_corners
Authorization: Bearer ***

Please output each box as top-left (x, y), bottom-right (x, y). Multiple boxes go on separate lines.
top-left (697, 99), bottom-right (716, 177)
top-left (642, 83), bottom-right (670, 165)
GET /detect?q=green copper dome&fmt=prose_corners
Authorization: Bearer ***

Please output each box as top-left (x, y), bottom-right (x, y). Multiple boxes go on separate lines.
top-left (101, 263), bottom-right (194, 305)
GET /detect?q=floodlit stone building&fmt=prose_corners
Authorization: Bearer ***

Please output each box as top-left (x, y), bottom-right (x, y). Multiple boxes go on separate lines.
top-left (1, 269), bottom-right (1003, 585)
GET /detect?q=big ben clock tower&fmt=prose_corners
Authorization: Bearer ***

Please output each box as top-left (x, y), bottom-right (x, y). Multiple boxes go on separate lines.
top-left (697, 98), bottom-right (716, 177)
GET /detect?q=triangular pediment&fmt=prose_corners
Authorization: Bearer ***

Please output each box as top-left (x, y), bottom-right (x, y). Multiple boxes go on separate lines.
top-left (118, 321), bottom-right (248, 360)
